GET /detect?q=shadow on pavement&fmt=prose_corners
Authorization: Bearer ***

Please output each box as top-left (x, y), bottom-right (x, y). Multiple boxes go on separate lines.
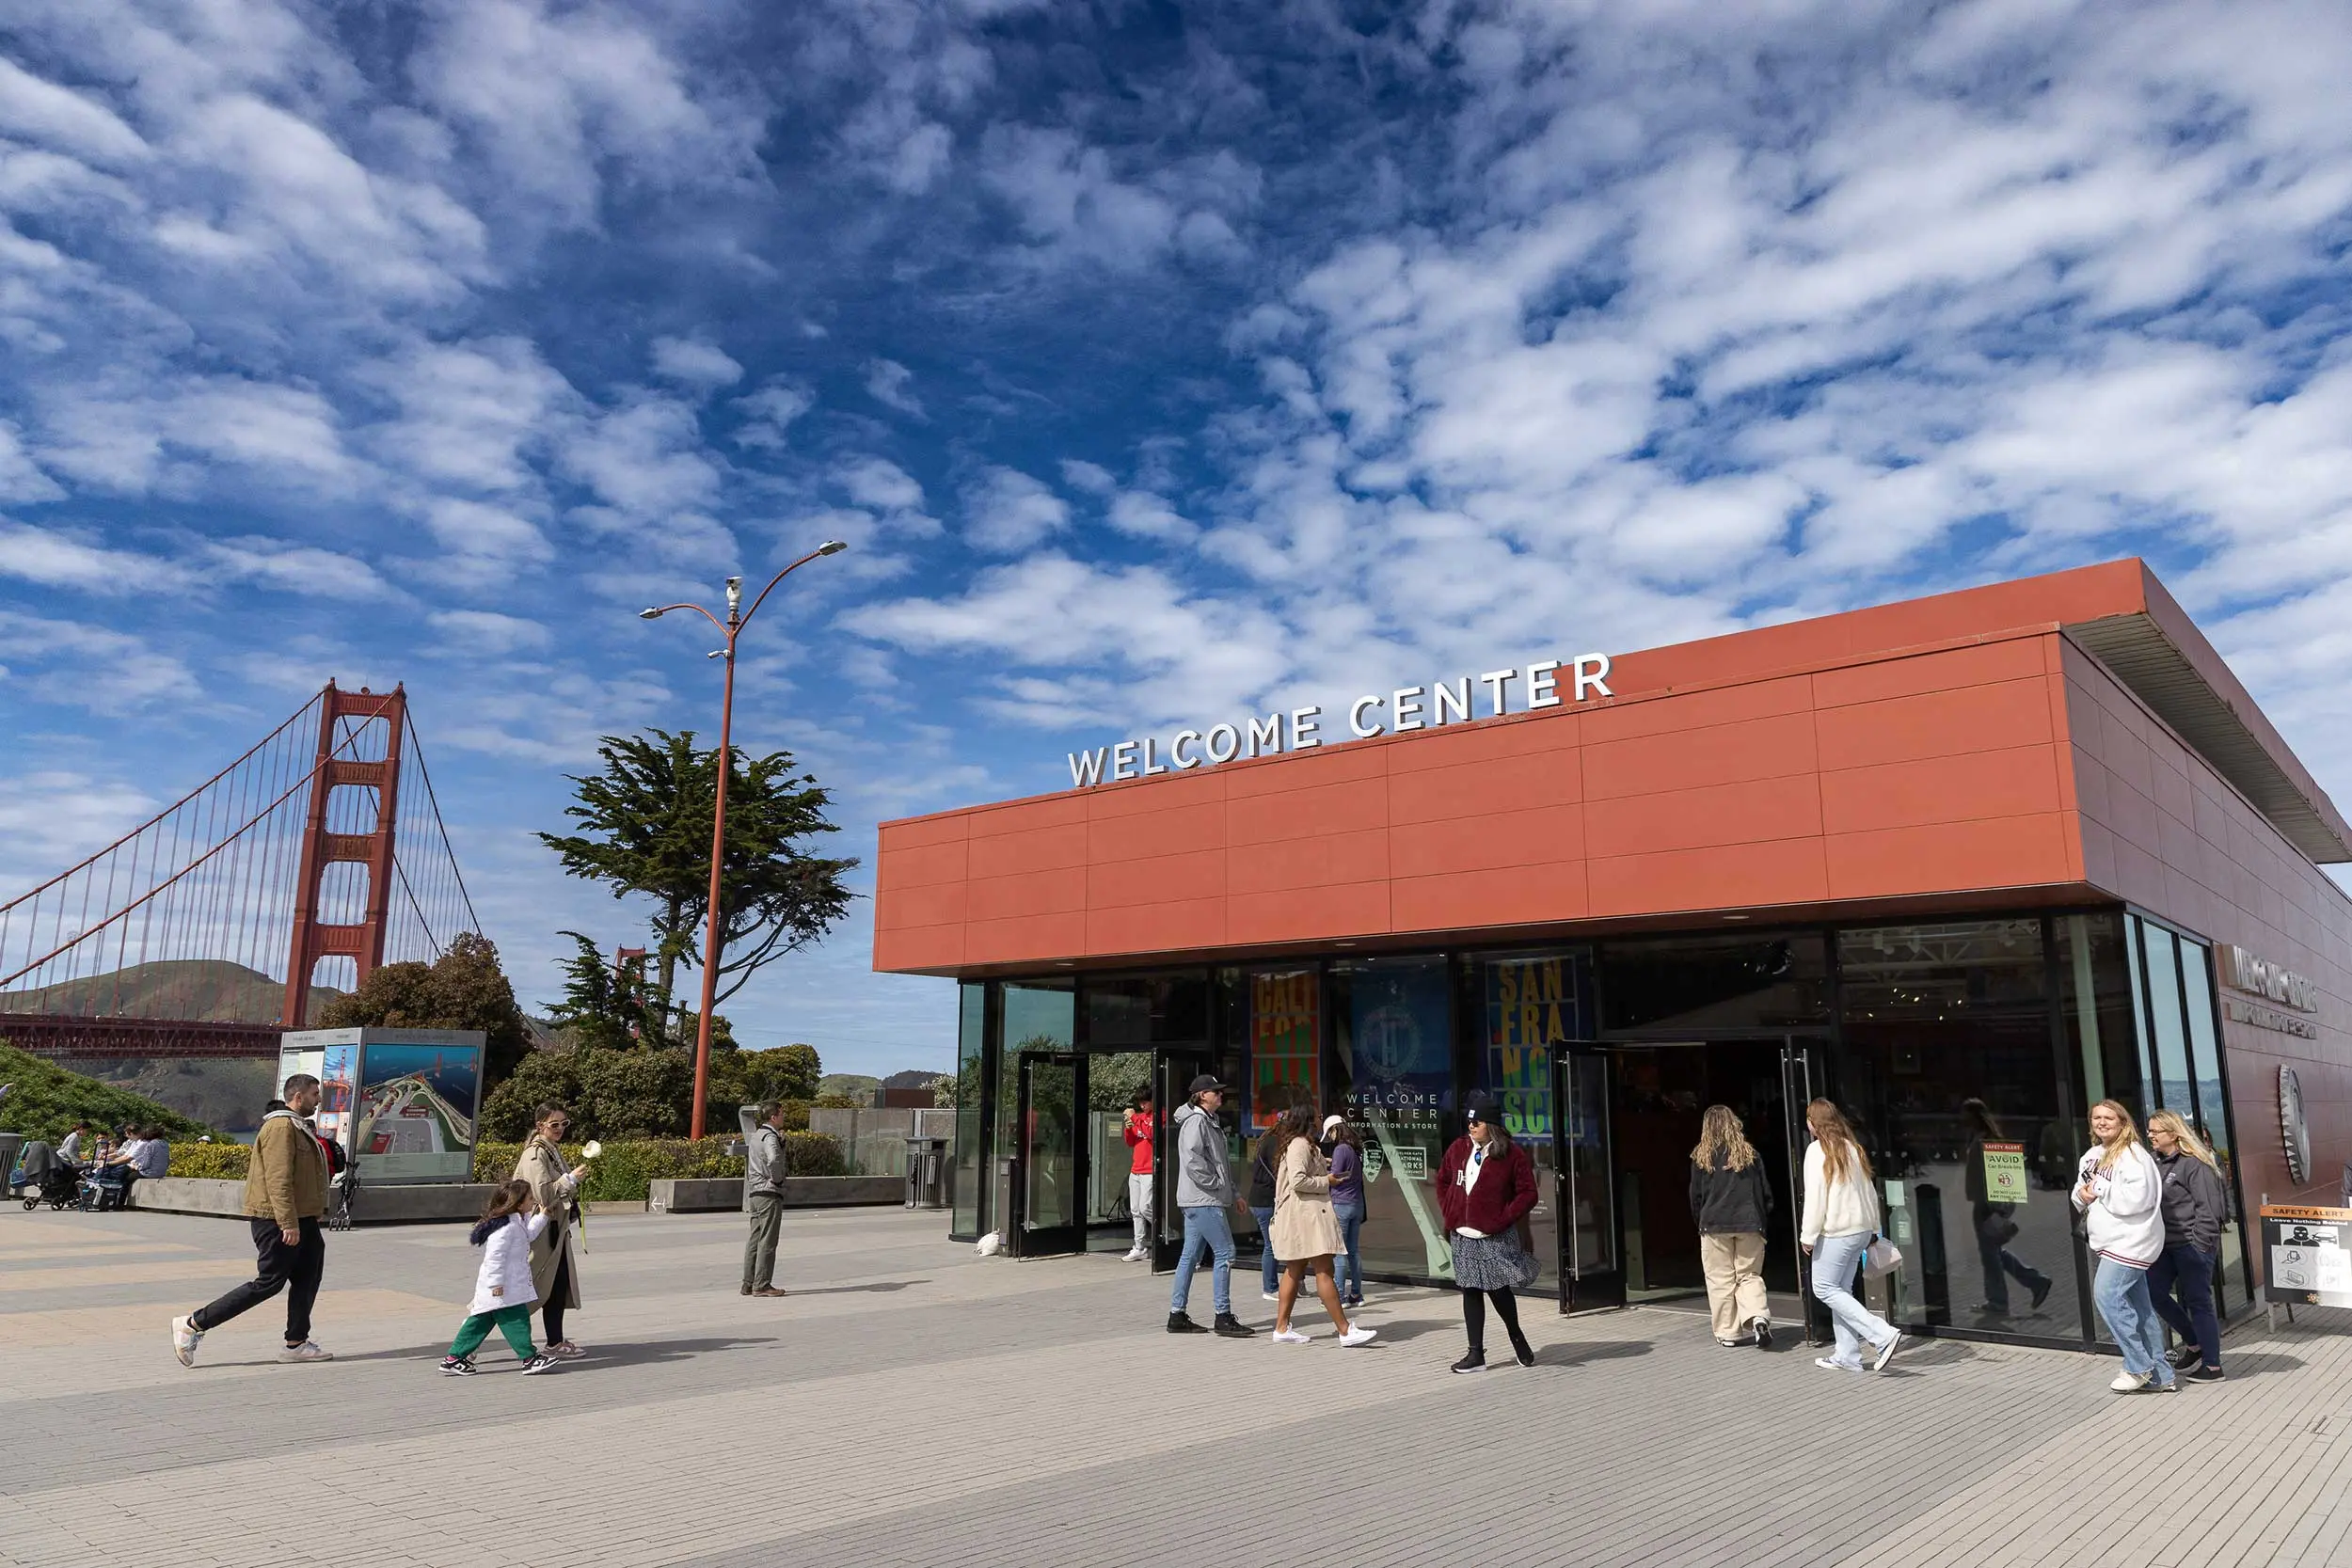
top-left (779, 1280), bottom-right (929, 1296)
top-left (1547, 1339), bottom-right (1652, 1367)
top-left (562, 1336), bottom-right (779, 1370)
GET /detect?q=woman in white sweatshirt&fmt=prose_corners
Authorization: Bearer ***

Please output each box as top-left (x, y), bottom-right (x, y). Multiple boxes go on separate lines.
top-left (1800, 1100), bottom-right (1901, 1374)
top-left (2072, 1100), bottom-right (2175, 1393)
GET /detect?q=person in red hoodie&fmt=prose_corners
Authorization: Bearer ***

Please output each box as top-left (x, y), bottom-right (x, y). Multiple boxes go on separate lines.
top-left (1121, 1090), bottom-right (1157, 1262)
top-left (1435, 1097), bottom-right (1540, 1373)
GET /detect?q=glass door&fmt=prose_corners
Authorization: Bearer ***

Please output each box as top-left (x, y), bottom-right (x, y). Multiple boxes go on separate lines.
top-left (1551, 1045), bottom-right (1624, 1313)
top-left (1012, 1052), bottom-right (1084, 1258)
top-left (1781, 1035), bottom-right (1829, 1343)
top-left (1151, 1049), bottom-right (1217, 1271)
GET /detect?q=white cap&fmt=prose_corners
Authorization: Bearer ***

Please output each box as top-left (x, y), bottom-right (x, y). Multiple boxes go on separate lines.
top-left (1322, 1115), bottom-right (1345, 1136)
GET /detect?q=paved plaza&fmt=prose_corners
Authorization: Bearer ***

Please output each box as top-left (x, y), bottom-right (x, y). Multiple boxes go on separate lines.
top-left (5, 1205), bottom-right (2351, 1568)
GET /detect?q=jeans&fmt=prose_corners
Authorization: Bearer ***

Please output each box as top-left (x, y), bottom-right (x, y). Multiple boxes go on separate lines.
top-left (1333, 1200), bottom-right (1365, 1300)
top-left (449, 1305), bottom-right (537, 1361)
top-left (743, 1192), bottom-right (783, 1290)
top-left (191, 1217), bottom-right (325, 1344)
top-left (1128, 1173), bottom-right (1153, 1252)
top-left (2145, 1243), bottom-right (2221, 1371)
top-left (1811, 1230), bottom-right (1897, 1369)
top-left (1170, 1207), bottom-right (1234, 1317)
top-left (1972, 1205), bottom-right (2050, 1311)
top-left (1250, 1206), bottom-right (1278, 1292)
top-left (2093, 1255), bottom-right (2174, 1385)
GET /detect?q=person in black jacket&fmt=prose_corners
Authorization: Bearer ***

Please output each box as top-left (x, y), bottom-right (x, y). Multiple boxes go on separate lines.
top-left (1689, 1105), bottom-right (1774, 1348)
top-left (1962, 1099), bottom-right (2053, 1317)
top-left (1247, 1122), bottom-right (1282, 1302)
top-left (2146, 1110), bottom-right (2229, 1382)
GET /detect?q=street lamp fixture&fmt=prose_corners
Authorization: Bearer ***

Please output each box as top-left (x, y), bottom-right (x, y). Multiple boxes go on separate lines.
top-left (637, 539), bottom-right (850, 1139)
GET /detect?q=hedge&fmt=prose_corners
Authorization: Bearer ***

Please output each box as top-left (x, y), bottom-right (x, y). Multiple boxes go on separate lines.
top-left (162, 1133), bottom-right (845, 1199)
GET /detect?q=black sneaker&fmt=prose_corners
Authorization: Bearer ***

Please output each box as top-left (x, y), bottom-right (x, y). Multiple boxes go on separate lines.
top-left (520, 1354), bottom-right (558, 1375)
top-left (2188, 1365), bottom-right (2225, 1383)
top-left (1511, 1339), bottom-right (1535, 1368)
top-left (1213, 1312), bottom-right (1256, 1338)
top-left (1451, 1352), bottom-right (1487, 1374)
top-left (2028, 1276), bottom-right (2054, 1310)
top-left (1167, 1311), bottom-right (1210, 1335)
top-left (1753, 1318), bottom-right (1773, 1350)
top-left (438, 1356), bottom-right (476, 1377)
top-left (2167, 1345), bottom-right (2201, 1370)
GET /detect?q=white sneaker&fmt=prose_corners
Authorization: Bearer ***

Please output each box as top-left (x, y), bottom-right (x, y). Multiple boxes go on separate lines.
top-left (1340, 1324), bottom-right (1377, 1347)
top-left (171, 1315), bottom-right (202, 1368)
top-left (278, 1340), bottom-right (334, 1364)
top-left (1120, 1248), bottom-right (1148, 1262)
top-left (1261, 1291), bottom-right (1280, 1302)
top-left (1815, 1356), bottom-right (1864, 1373)
top-left (1271, 1328), bottom-right (1311, 1344)
top-left (2109, 1370), bottom-right (2152, 1392)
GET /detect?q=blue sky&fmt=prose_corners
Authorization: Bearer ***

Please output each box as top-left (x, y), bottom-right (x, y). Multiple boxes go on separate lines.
top-left (3, 1), bottom-right (2351, 1077)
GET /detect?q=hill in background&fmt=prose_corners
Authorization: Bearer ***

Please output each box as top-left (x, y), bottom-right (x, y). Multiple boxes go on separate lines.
top-left (0, 1041), bottom-right (222, 1144)
top-left (0, 959), bottom-right (345, 1025)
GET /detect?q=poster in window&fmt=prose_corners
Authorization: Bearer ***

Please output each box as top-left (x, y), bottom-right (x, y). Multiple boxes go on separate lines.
top-left (1250, 970), bottom-right (1318, 1128)
top-left (1484, 954), bottom-right (1583, 1139)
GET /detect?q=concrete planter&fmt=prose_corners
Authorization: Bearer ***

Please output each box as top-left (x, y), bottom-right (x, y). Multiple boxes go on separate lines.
top-left (647, 1175), bottom-right (902, 1212)
top-left (130, 1177), bottom-right (500, 1225)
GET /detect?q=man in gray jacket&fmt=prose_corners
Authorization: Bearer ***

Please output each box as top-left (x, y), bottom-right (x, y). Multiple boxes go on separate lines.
top-left (1167, 1075), bottom-right (1253, 1338)
top-left (741, 1101), bottom-right (789, 1298)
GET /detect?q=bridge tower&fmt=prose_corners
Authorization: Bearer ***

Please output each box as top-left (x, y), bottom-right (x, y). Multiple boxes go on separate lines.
top-left (282, 682), bottom-right (406, 1028)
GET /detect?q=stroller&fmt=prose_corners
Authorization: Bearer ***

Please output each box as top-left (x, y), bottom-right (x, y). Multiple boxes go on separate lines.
top-left (324, 1136), bottom-right (359, 1230)
top-left (12, 1141), bottom-right (82, 1212)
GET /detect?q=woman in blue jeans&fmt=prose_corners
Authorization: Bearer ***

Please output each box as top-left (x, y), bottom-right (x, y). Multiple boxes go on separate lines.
top-left (2146, 1110), bottom-right (2227, 1382)
top-left (1324, 1115), bottom-right (1366, 1309)
top-left (1799, 1100), bottom-right (1901, 1374)
top-left (2073, 1100), bottom-right (2176, 1394)
top-left (1248, 1125), bottom-right (1281, 1298)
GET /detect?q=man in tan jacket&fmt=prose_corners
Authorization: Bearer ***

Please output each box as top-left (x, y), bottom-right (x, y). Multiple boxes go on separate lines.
top-left (172, 1074), bottom-right (335, 1367)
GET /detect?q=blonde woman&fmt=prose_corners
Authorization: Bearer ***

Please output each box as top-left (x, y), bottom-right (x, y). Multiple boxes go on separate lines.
top-left (2072, 1101), bottom-right (2174, 1393)
top-left (1689, 1105), bottom-right (1774, 1348)
top-left (2146, 1110), bottom-right (2228, 1382)
top-left (1800, 1100), bottom-right (1900, 1373)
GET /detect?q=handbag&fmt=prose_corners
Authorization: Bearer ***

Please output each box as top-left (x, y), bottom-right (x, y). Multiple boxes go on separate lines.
top-left (1863, 1234), bottom-right (1902, 1278)
top-left (1979, 1208), bottom-right (2020, 1246)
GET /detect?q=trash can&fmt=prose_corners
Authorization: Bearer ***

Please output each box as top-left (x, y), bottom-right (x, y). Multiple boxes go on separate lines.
top-left (905, 1135), bottom-right (949, 1210)
top-left (0, 1132), bottom-right (22, 1195)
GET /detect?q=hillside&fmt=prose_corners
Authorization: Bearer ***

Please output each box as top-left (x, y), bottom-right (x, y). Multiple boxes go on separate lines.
top-left (0, 959), bottom-right (345, 1025)
top-left (0, 1042), bottom-right (221, 1144)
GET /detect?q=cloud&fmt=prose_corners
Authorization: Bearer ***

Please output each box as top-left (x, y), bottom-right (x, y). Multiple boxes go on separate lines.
top-left (863, 357), bottom-right (924, 418)
top-left (201, 537), bottom-right (390, 600)
top-left (650, 335), bottom-right (743, 390)
top-left (0, 609), bottom-right (200, 715)
top-left (0, 518), bottom-right (183, 594)
top-left (979, 126), bottom-right (1259, 271)
top-left (361, 338), bottom-right (575, 494)
top-left (0, 55), bottom-right (148, 167)
top-left (838, 457), bottom-right (925, 513)
top-left (424, 609), bottom-right (554, 656)
top-left (731, 379), bottom-right (814, 451)
top-left (962, 466), bottom-right (1068, 552)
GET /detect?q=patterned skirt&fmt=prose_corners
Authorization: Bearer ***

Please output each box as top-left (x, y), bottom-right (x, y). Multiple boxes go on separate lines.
top-left (1453, 1231), bottom-right (1538, 1291)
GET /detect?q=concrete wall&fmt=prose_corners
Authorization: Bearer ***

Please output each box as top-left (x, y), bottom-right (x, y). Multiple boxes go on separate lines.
top-left (648, 1176), bottom-right (904, 1212)
top-left (130, 1178), bottom-right (498, 1224)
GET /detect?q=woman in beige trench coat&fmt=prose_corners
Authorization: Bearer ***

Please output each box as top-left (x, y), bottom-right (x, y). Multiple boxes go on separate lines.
top-left (512, 1103), bottom-right (591, 1358)
top-left (1266, 1106), bottom-right (1375, 1348)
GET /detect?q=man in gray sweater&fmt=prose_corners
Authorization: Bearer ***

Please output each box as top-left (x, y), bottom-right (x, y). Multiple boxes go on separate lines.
top-left (1167, 1075), bottom-right (1253, 1338)
top-left (741, 1101), bottom-right (789, 1298)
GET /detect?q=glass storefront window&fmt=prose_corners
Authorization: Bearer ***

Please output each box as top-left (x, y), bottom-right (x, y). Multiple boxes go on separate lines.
top-left (1474, 949), bottom-right (1590, 1141)
top-left (1331, 955), bottom-right (1454, 1281)
top-left (1085, 973), bottom-right (1209, 1047)
top-left (2176, 939), bottom-right (2246, 1307)
top-left (2057, 912), bottom-right (2140, 1132)
top-left (1601, 933), bottom-right (1829, 1034)
top-left (2141, 928), bottom-right (2195, 1120)
top-left (951, 981), bottom-right (987, 1240)
top-left (1836, 920), bottom-right (2083, 1340)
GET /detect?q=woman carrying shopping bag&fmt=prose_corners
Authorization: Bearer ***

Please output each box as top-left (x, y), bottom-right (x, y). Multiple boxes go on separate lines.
top-left (1800, 1099), bottom-right (1901, 1374)
top-left (2073, 1100), bottom-right (2175, 1394)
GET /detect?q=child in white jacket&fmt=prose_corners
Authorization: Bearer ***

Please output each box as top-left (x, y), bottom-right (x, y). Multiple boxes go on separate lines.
top-left (2072, 1101), bottom-right (2173, 1394)
top-left (440, 1180), bottom-right (557, 1377)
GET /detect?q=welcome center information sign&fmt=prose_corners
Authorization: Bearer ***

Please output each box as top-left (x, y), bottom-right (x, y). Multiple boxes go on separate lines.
top-left (278, 1027), bottom-right (485, 1184)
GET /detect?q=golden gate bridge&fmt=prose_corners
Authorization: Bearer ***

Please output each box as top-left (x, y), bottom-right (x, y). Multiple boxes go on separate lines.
top-left (0, 682), bottom-right (480, 1060)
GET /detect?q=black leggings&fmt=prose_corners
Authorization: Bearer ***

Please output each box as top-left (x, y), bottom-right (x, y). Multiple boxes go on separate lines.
top-left (1460, 1285), bottom-right (1525, 1354)
top-left (543, 1249), bottom-right (572, 1345)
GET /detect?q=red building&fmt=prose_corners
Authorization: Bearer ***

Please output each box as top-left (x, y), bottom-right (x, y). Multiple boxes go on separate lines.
top-left (874, 560), bottom-right (2347, 1350)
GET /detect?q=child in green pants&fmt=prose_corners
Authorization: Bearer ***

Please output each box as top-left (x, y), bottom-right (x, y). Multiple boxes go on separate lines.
top-left (441, 1180), bottom-right (557, 1376)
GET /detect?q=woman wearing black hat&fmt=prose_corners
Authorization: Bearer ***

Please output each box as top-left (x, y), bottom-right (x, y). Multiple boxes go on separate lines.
top-left (1436, 1098), bottom-right (1539, 1372)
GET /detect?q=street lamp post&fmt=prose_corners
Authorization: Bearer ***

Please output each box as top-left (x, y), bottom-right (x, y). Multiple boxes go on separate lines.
top-left (641, 540), bottom-right (847, 1139)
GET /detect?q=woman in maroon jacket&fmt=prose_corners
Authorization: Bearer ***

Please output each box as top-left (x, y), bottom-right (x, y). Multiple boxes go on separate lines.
top-left (1436, 1097), bottom-right (1540, 1372)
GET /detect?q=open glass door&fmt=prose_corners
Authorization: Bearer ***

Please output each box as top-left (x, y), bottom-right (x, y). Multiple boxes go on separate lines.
top-left (1150, 1050), bottom-right (1217, 1271)
top-left (1012, 1053), bottom-right (1084, 1258)
top-left (1781, 1035), bottom-right (1829, 1342)
top-left (1552, 1045), bottom-right (1624, 1313)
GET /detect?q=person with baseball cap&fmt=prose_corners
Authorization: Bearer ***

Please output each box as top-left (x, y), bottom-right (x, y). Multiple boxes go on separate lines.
top-left (1166, 1074), bottom-right (1254, 1338)
top-left (1436, 1095), bottom-right (1540, 1372)
top-left (1324, 1114), bottom-right (1367, 1310)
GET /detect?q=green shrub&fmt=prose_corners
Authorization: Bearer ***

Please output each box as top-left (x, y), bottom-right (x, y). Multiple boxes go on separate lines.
top-left (0, 1042), bottom-right (221, 1145)
top-left (168, 1143), bottom-right (252, 1180)
top-left (469, 1132), bottom-right (843, 1200)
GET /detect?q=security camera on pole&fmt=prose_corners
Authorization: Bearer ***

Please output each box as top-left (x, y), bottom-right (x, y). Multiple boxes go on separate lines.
top-left (639, 540), bottom-right (848, 1140)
